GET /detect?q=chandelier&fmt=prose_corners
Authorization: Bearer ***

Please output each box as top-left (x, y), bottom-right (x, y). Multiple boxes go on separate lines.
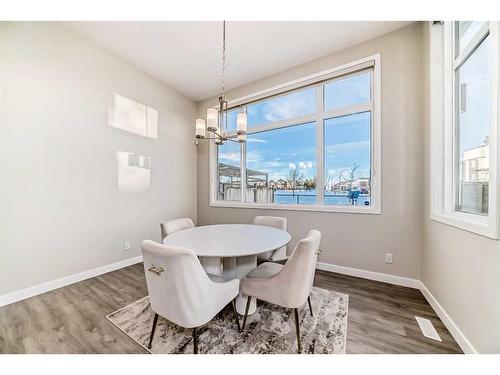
top-left (195, 21), bottom-right (247, 145)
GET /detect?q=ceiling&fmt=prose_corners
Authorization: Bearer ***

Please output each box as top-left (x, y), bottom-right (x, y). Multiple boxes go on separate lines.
top-left (64, 21), bottom-right (413, 101)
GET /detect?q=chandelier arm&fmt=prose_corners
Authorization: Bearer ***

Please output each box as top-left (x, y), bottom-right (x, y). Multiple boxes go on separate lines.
top-left (207, 129), bottom-right (226, 139)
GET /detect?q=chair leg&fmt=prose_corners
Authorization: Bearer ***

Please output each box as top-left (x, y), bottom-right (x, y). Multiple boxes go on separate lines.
top-left (294, 308), bottom-right (302, 353)
top-left (241, 296), bottom-right (252, 332)
top-left (147, 313), bottom-right (159, 349)
top-left (307, 295), bottom-right (313, 316)
top-left (193, 327), bottom-right (198, 354)
top-left (231, 298), bottom-right (241, 332)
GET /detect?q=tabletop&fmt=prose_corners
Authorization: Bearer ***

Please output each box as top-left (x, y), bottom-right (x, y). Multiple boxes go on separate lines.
top-left (162, 224), bottom-right (291, 257)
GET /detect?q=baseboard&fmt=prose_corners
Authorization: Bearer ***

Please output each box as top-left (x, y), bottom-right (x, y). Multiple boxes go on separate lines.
top-left (316, 262), bottom-right (421, 289)
top-left (315, 261), bottom-right (477, 354)
top-left (418, 281), bottom-right (477, 354)
top-left (0, 256), bottom-right (143, 308)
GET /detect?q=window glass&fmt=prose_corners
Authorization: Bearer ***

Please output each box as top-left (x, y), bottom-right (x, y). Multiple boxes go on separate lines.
top-left (223, 109), bottom-right (239, 133)
top-left (245, 122), bottom-right (316, 205)
top-left (324, 112), bottom-right (371, 206)
top-left (456, 36), bottom-right (490, 215)
top-left (324, 71), bottom-right (371, 110)
top-left (246, 88), bottom-right (316, 127)
top-left (217, 141), bottom-right (241, 201)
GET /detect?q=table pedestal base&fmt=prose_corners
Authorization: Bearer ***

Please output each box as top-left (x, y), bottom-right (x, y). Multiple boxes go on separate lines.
top-left (200, 255), bottom-right (257, 315)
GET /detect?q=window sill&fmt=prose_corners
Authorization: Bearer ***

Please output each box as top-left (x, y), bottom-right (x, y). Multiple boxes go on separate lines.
top-left (430, 211), bottom-right (498, 239)
top-left (210, 200), bottom-right (381, 214)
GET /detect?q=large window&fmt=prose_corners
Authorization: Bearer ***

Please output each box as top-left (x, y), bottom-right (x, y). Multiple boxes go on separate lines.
top-left (210, 55), bottom-right (381, 213)
top-left (431, 21), bottom-right (500, 238)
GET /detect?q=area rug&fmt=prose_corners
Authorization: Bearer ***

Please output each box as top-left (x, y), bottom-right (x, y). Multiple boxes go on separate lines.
top-left (106, 287), bottom-right (348, 354)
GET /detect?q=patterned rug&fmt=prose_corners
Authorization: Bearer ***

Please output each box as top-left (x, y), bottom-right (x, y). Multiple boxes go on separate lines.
top-left (106, 287), bottom-right (348, 354)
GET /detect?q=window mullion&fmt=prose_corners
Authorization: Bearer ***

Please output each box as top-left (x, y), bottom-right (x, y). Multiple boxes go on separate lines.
top-left (323, 102), bottom-right (373, 120)
top-left (443, 22), bottom-right (455, 214)
top-left (241, 141), bottom-right (247, 203)
top-left (245, 114), bottom-right (317, 135)
top-left (454, 22), bottom-right (490, 69)
top-left (316, 86), bottom-right (325, 205)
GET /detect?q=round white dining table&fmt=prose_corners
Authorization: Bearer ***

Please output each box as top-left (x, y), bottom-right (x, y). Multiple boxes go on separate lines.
top-left (162, 224), bottom-right (291, 315)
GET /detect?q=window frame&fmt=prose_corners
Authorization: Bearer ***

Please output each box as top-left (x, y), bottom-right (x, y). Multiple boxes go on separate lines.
top-left (209, 54), bottom-right (382, 214)
top-left (430, 21), bottom-right (500, 238)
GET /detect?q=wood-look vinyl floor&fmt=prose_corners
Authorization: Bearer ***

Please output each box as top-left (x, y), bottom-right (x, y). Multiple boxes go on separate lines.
top-left (0, 264), bottom-right (462, 354)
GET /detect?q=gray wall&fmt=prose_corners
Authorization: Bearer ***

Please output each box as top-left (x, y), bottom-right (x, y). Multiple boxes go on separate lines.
top-left (421, 23), bottom-right (500, 353)
top-left (196, 23), bottom-right (424, 279)
top-left (0, 22), bottom-right (197, 294)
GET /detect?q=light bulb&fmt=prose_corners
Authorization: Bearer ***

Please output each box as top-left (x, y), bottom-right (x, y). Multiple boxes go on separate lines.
top-left (195, 119), bottom-right (206, 138)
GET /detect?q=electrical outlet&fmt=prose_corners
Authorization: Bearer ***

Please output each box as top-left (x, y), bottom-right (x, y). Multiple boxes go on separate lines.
top-left (385, 253), bottom-right (393, 264)
top-left (123, 241), bottom-right (131, 251)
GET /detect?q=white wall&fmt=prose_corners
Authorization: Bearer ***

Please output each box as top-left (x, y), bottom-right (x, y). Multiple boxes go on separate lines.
top-left (0, 22), bottom-right (197, 295)
top-left (196, 23), bottom-right (423, 279)
top-left (421, 23), bottom-right (500, 353)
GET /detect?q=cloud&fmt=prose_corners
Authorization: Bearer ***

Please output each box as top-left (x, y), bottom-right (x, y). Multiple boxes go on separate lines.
top-left (247, 138), bottom-right (268, 143)
top-left (219, 152), bottom-right (239, 161)
top-left (298, 161), bottom-right (314, 169)
top-left (247, 89), bottom-right (316, 124)
top-left (325, 140), bottom-right (370, 156)
top-left (289, 162), bottom-right (297, 170)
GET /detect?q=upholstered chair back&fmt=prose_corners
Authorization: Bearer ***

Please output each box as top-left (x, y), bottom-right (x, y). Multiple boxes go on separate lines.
top-left (276, 230), bottom-right (321, 307)
top-left (253, 216), bottom-right (287, 260)
top-left (141, 240), bottom-right (238, 328)
top-left (160, 218), bottom-right (194, 240)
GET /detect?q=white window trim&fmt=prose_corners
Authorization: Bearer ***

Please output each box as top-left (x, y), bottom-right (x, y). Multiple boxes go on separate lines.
top-left (209, 54), bottom-right (382, 214)
top-left (430, 21), bottom-right (500, 239)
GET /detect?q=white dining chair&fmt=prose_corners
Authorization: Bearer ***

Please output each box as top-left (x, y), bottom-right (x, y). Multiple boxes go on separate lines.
top-left (141, 240), bottom-right (240, 353)
top-left (239, 230), bottom-right (321, 353)
top-left (160, 217), bottom-right (194, 240)
top-left (253, 216), bottom-right (287, 262)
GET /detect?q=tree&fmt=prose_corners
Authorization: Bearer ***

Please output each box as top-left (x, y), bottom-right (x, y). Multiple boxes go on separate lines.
top-left (337, 168), bottom-right (348, 188)
top-left (303, 178), bottom-right (316, 191)
top-left (348, 163), bottom-right (360, 191)
top-left (288, 169), bottom-right (304, 196)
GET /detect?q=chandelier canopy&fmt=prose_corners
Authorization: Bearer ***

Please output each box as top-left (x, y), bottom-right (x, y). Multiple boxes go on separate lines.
top-left (195, 21), bottom-right (247, 145)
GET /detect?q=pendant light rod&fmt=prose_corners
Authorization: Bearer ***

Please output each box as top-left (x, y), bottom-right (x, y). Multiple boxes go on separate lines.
top-left (194, 20), bottom-right (247, 145)
top-left (222, 20), bottom-right (226, 97)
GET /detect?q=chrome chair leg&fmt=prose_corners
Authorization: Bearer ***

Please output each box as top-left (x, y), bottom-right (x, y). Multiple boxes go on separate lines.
top-left (147, 313), bottom-right (159, 349)
top-left (294, 308), bottom-right (301, 353)
top-left (241, 296), bottom-right (252, 332)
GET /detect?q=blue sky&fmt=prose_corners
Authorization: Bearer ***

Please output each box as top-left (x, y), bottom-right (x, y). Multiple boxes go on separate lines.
top-left (246, 122), bottom-right (316, 181)
top-left (325, 71), bottom-right (370, 110)
top-left (458, 34), bottom-right (490, 156)
top-left (219, 73), bottom-right (372, 185)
